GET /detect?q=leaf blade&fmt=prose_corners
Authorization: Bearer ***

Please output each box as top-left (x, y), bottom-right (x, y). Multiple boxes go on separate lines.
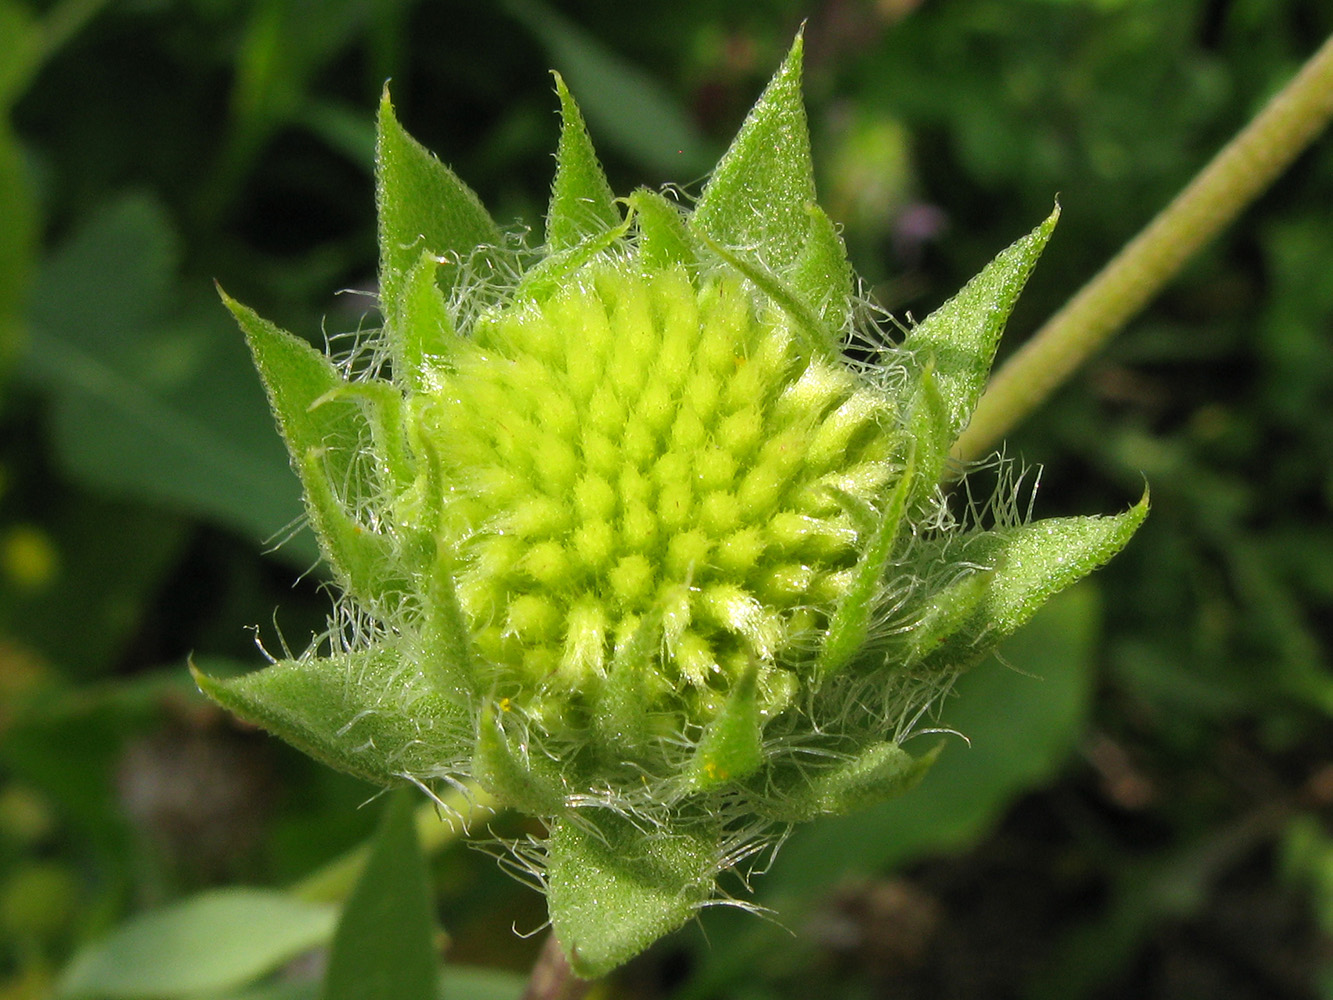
top-left (321, 791), bottom-right (438, 1000)
top-left (56, 889), bottom-right (337, 999)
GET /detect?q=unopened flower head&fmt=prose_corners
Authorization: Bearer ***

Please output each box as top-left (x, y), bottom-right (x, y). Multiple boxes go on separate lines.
top-left (199, 34), bottom-right (1145, 978)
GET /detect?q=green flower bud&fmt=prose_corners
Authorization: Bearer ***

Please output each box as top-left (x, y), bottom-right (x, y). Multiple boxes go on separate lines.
top-left (197, 33), bottom-right (1145, 978)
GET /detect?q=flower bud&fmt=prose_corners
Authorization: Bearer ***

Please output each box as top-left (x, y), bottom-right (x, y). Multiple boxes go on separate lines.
top-left (198, 33), bottom-right (1145, 978)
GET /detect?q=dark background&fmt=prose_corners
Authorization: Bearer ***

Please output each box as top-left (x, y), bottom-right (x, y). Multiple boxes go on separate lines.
top-left (2, 1), bottom-right (1331, 997)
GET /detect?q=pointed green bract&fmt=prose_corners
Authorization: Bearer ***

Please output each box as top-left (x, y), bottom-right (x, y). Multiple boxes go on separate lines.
top-left (191, 651), bottom-right (469, 787)
top-left (626, 188), bottom-right (695, 270)
top-left (817, 456), bottom-right (915, 681)
top-left (904, 364), bottom-right (953, 502)
top-left (394, 251), bottom-right (458, 385)
top-left (688, 664), bottom-right (764, 790)
top-left (546, 72), bottom-right (621, 250)
top-left (695, 233), bottom-right (841, 358)
top-left (765, 740), bottom-right (944, 824)
top-left (376, 90), bottom-right (504, 323)
top-left (322, 791), bottom-right (438, 1000)
top-left (546, 814), bottom-right (716, 979)
top-left (420, 547), bottom-right (479, 700)
top-left (692, 33), bottom-right (815, 273)
top-left (789, 203), bottom-right (855, 338)
top-left (223, 291), bottom-right (400, 603)
top-left (472, 705), bottom-right (567, 816)
top-left (912, 492), bottom-right (1149, 672)
top-left (903, 205), bottom-right (1061, 442)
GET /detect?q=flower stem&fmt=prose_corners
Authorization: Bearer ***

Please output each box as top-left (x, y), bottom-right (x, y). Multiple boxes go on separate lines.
top-left (522, 933), bottom-right (594, 1000)
top-left (953, 30), bottom-right (1333, 463)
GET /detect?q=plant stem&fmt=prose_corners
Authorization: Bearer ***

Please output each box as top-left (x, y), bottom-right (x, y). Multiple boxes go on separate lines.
top-left (522, 933), bottom-right (594, 1000)
top-left (953, 30), bottom-right (1333, 463)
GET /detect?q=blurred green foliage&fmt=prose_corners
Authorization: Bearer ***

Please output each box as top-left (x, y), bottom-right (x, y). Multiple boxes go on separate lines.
top-left (0, 0), bottom-right (1329, 998)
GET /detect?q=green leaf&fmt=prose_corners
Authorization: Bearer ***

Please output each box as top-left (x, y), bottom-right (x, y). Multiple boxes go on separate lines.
top-left (546, 72), bottom-right (620, 251)
top-left (692, 33), bottom-right (814, 274)
top-left (919, 492), bottom-right (1149, 670)
top-left (376, 91), bottom-right (504, 326)
top-left (55, 889), bottom-right (337, 999)
top-left (192, 648), bottom-right (470, 788)
top-left (21, 195), bottom-right (313, 561)
top-left (439, 967), bottom-right (527, 1000)
top-left (322, 790), bottom-right (438, 1000)
top-left (0, 1), bottom-right (42, 108)
top-left (902, 205), bottom-right (1060, 444)
top-left (222, 293), bottom-right (404, 603)
top-left (504, 0), bottom-right (709, 175)
top-left (546, 813), bottom-right (717, 979)
top-left (627, 188), bottom-right (695, 270)
top-left (0, 119), bottom-right (34, 377)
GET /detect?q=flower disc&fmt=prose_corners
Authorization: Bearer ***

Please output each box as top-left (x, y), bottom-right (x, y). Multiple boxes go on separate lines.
top-left (417, 261), bottom-right (897, 724)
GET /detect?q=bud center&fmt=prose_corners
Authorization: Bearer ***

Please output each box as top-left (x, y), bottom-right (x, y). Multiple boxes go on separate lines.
top-left (417, 261), bottom-right (895, 721)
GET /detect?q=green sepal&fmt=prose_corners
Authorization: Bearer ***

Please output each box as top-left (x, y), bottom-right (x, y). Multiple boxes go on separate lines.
top-left (903, 205), bottom-right (1060, 442)
top-left (698, 233), bottom-right (839, 361)
top-left (905, 363), bottom-right (953, 501)
top-left (222, 291), bottom-right (401, 603)
top-left (546, 72), bottom-right (621, 251)
top-left (688, 662), bottom-right (763, 790)
top-left (627, 188), bottom-right (696, 271)
top-left (788, 202), bottom-right (854, 339)
top-left (292, 448), bottom-right (408, 604)
top-left (592, 612), bottom-right (661, 751)
top-left (546, 812), bottom-right (717, 979)
top-left (692, 32), bottom-right (814, 273)
top-left (817, 453), bottom-right (915, 681)
top-left (394, 251), bottom-right (459, 387)
top-left (894, 567), bottom-right (995, 669)
top-left (376, 90), bottom-right (505, 325)
top-left (315, 379), bottom-right (413, 494)
top-left (763, 740), bottom-right (943, 824)
top-left (513, 211), bottom-right (634, 303)
top-left (471, 704), bottom-right (567, 815)
top-left (918, 491), bottom-right (1149, 671)
top-left (191, 650), bottom-right (470, 788)
top-left (419, 544), bottom-right (478, 701)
